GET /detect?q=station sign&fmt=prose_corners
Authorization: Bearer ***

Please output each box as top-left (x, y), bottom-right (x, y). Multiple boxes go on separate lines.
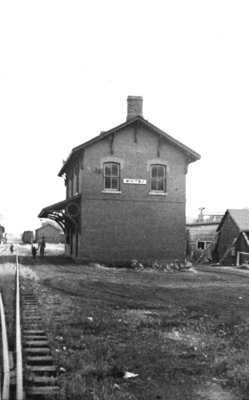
top-left (123, 178), bottom-right (147, 184)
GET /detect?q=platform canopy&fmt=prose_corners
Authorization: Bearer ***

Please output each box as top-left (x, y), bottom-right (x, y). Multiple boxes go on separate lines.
top-left (38, 194), bottom-right (81, 232)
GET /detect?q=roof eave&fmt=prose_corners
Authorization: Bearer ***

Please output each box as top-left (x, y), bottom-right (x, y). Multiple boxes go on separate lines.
top-left (58, 116), bottom-right (201, 175)
top-left (38, 194), bottom-right (81, 218)
top-left (216, 209), bottom-right (243, 232)
top-left (58, 117), bottom-right (140, 176)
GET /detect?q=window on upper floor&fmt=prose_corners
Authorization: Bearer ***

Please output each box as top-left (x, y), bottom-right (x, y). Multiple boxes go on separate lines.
top-left (150, 164), bottom-right (166, 193)
top-left (103, 162), bottom-right (120, 191)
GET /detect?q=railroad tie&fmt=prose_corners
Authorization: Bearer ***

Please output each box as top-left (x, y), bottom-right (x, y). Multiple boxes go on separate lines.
top-left (21, 279), bottom-right (59, 399)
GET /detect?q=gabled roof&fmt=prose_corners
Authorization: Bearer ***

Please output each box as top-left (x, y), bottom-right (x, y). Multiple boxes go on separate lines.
top-left (186, 222), bottom-right (220, 227)
top-left (217, 209), bottom-right (249, 232)
top-left (36, 222), bottom-right (62, 232)
top-left (58, 116), bottom-right (201, 176)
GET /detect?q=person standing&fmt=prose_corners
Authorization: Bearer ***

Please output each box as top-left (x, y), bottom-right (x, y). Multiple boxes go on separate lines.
top-left (38, 236), bottom-right (46, 258)
top-left (31, 245), bottom-right (37, 259)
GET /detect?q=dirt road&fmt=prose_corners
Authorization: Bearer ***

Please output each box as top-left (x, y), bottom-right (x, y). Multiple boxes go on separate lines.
top-left (1, 246), bottom-right (249, 399)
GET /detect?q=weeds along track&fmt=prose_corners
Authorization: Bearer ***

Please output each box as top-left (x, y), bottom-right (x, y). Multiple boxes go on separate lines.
top-left (0, 251), bottom-right (59, 400)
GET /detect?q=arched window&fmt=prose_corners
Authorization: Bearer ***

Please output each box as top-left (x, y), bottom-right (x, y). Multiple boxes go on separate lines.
top-left (150, 164), bottom-right (166, 192)
top-left (103, 162), bottom-right (120, 191)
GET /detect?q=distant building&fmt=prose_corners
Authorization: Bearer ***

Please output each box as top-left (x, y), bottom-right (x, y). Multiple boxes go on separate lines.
top-left (22, 231), bottom-right (34, 244)
top-left (187, 222), bottom-right (219, 250)
top-left (0, 224), bottom-right (5, 244)
top-left (186, 211), bottom-right (224, 262)
top-left (38, 96), bottom-right (200, 263)
top-left (196, 214), bottom-right (224, 224)
top-left (35, 222), bottom-right (64, 244)
top-left (214, 209), bottom-right (249, 265)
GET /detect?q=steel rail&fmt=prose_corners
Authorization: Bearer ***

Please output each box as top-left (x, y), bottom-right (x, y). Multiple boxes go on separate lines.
top-left (16, 251), bottom-right (24, 400)
top-left (0, 291), bottom-right (10, 400)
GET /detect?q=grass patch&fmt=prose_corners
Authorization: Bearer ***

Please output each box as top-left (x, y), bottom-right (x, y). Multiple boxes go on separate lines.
top-left (0, 264), bottom-right (16, 350)
top-left (4, 252), bottom-right (249, 399)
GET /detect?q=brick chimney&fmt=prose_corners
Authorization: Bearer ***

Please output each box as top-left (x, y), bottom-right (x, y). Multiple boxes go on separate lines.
top-left (126, 96), bottom-right (143, 120)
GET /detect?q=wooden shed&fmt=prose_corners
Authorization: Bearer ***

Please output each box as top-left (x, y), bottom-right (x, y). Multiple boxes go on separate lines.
top-left (214, 209), bottom-right (249, 265)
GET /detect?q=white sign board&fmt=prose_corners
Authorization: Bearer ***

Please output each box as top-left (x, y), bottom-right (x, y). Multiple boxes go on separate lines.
top-left (123, 178), bottom-right (147, 184)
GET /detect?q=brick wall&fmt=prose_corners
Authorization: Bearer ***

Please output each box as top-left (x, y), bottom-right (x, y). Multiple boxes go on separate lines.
top-left (79, 199), bottom-right (185, 262)
top-left (68, 123), bottom-right (189, 262)
top-left (81, 125), bottom-right (186, 202)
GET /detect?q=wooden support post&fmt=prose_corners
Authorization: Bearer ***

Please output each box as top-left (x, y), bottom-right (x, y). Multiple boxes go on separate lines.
top-left (236, 251), bottom-right (240, 266)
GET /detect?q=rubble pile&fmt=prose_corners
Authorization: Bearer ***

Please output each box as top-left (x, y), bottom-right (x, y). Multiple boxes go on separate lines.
top-left (129, 259), bottom-right (196, 272)
top-left (90, 260), bottom-right (197, 272)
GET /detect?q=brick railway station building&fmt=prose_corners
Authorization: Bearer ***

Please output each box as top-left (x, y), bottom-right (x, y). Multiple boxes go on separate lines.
top-left (38, 96), bottom-right (200, 263)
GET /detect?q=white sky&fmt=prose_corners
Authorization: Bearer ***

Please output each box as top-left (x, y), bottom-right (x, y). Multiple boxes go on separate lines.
top-left (1, 0), bottom-right (249, 233)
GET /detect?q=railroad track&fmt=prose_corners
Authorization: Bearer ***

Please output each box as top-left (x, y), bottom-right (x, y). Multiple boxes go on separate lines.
top-left (0, 250), bottom-right (59, 399)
